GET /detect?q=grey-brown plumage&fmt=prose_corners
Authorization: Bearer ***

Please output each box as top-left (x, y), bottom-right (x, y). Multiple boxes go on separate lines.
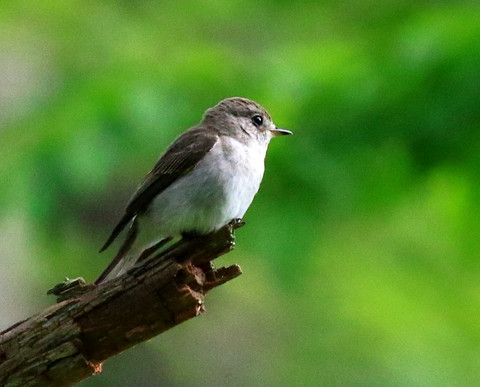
top-left (97, 97), bottom-right (291, 283)
top-left (99, 129), bottom-right (218, 253)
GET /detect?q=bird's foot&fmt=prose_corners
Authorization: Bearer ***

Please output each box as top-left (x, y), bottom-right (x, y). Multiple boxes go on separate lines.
top-left (229, 218), bottom-right (246, 229)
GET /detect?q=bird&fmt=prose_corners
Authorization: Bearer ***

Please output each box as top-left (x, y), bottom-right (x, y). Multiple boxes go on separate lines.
top-left (96, 97), bottom-right (292, 283)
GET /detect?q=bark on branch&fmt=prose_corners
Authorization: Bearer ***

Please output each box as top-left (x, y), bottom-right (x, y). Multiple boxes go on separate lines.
top-left (0, 220), bottom-right (244, 387)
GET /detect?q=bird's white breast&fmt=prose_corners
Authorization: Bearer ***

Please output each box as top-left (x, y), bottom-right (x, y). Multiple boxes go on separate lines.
top-left (144, 136), bottom-right (268, 237)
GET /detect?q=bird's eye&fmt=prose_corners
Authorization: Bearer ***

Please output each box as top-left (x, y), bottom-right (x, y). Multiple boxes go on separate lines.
top-left (252, 115), bottom-right (263, 127)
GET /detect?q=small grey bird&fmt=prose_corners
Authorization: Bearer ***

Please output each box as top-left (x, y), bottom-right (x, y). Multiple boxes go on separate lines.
top-left (96, 97), bottom-right (292, 283)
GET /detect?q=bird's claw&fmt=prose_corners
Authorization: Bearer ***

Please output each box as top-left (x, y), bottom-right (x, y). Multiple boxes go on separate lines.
top-left (230, 218), bottom-right (246, 229)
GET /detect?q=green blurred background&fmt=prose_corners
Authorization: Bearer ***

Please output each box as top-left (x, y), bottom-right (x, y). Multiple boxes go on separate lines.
top-left (1, 1), bottom-right (480, 386)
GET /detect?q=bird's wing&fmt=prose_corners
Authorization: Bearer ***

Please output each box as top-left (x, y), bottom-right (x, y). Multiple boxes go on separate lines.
top-left (99, 128), bottom-right (219, 252)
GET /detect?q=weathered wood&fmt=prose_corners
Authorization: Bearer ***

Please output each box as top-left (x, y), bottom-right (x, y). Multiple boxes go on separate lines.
top-left (0, 221), bottom-right (243, 387)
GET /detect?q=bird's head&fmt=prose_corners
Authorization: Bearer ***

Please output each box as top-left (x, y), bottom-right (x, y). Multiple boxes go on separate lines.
top-left (203, 97), bottom-right (292, 144)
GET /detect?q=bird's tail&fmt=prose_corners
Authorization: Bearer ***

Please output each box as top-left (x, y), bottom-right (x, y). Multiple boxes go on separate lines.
top-left (95, 221), bottom-right (172, 284)
top-left (95, 221), bottom-right (139, 284)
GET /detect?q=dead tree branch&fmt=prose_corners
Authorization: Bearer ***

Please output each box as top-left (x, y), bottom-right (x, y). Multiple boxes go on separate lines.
top-left (0, 221), bottom-right (244, 387)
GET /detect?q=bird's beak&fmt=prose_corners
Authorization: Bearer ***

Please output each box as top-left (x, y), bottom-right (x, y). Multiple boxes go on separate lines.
top-left (270, 127), bottom-right (293, 136)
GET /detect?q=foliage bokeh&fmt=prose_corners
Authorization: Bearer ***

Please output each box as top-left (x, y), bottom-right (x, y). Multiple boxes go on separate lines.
top-left (1, 1), bottom-right (480, 386)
